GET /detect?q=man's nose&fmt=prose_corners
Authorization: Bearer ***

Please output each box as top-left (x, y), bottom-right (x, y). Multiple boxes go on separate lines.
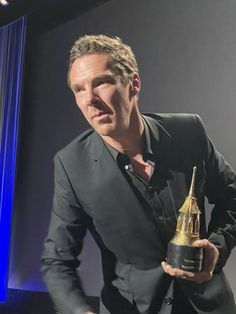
top-left (84, 88), bottom-right (99, 107)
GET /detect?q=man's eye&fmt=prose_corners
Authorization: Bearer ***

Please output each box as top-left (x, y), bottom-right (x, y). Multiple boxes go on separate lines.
top-left (73, 87), bottom-right (82, 93)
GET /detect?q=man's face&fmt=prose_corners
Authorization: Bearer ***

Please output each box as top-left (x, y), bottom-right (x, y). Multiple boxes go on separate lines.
top-left (69, 53), bottom-right (140, 138)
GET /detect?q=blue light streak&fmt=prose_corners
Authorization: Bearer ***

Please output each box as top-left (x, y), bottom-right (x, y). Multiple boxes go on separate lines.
top-left (0, 17), bottom-right (26, 302)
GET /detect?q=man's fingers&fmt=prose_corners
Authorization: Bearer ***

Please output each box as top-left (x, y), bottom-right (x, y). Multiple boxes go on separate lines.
top-left (161, 261), bottom-right (195, 279)
top-left (193, 239), bottom-right (219, 272)
top-left (161, 260), bottom-right (213, 283)
top-left (192, 238), bottom-right (209, 248)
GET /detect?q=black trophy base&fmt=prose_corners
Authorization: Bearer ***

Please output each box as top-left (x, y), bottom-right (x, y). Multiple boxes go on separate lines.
top-left (167, 242), bottom-right (203, 272)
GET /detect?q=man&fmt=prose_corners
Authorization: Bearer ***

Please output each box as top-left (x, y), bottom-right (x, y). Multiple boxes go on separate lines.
top-left (41, 35), bottom-right (236, 314)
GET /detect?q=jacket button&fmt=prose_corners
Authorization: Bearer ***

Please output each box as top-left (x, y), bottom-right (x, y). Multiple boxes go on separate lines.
top-left (164, 296), bottom-right (173, 305)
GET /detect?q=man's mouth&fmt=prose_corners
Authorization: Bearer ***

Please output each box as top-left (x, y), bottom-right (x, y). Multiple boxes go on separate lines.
top-left (91, 111), bottom-right (109, 120)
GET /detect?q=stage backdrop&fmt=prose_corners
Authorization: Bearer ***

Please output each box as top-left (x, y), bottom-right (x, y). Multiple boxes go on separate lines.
top-left (9, 0), bottom-right (236, 297)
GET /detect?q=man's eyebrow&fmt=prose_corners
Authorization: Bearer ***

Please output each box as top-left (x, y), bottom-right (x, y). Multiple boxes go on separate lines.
top-left (93, 73), bottom-right (116, 81)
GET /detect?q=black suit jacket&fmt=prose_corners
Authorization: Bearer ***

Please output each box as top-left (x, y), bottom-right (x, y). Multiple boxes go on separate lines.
top-left (42, 113), bottom-right (236, 314)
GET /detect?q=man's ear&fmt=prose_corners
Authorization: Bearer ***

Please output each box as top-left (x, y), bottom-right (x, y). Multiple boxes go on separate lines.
top-left (130, 72), bottom-right (141, 97)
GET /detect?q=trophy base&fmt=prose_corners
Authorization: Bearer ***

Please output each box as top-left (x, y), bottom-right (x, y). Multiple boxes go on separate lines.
top-left (167, 242), bottom-right (203, 272)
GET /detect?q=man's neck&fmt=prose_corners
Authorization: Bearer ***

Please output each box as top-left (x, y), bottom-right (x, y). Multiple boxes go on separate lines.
top-left (101, 114), bottom-right (144, 159)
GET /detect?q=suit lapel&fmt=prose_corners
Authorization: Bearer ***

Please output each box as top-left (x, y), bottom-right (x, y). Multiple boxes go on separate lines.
top-left (142, 115), bottom-right (188, 217)
top-left (167, 170), bottom-right (188, 215)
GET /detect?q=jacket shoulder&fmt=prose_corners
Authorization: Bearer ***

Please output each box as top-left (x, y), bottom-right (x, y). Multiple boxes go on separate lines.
top-left (144, 113), bottom-right (209, 163)
top-left (55, 128), bottom-right (95, 161)
top-left (144, 112), bottom-right (200, 129)
top-left (145, 112), bottom-right (207, 140)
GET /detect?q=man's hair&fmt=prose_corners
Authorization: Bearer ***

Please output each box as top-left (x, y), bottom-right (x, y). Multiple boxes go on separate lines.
top-left (68, 34), bottom-right (139, 86)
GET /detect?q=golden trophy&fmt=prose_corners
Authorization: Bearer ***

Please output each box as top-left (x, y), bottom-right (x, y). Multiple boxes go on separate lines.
top-left (167, 166), bottom-right (203, 272)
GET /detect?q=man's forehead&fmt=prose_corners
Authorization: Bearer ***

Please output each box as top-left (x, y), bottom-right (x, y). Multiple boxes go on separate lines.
top-left (71, 54), bottom-right (113, 75)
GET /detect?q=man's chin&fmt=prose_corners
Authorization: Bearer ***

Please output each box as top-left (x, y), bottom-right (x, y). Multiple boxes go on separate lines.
top-left (93, 124), bottom-right (115, 137)
top-left (97, 130), bottom-right (114, 137)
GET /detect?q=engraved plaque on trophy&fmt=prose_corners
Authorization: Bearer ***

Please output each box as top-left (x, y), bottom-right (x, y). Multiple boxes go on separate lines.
top-left (167, 167), bottom-right (203, 272)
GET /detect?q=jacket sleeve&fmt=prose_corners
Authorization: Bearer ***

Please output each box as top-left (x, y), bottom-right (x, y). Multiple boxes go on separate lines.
top-left (41, 154), bottom-right (93, 314)
top-left (195, 115), bottom-right (236, 272)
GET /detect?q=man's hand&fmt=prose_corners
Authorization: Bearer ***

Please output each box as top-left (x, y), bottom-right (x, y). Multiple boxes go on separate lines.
top-left (161, 239), bottom-right (219, 283)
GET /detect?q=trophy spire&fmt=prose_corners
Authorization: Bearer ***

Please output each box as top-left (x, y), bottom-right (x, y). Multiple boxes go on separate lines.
top-left (189, 166), bottom-right (196, 197)
top-left (167, 166), bottom-right (203, 272)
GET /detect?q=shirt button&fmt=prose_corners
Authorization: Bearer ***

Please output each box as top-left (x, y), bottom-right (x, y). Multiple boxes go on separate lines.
top-left (158, 215), bottom-right (164, 221)
top-left (164, 296), bottom-right (173, 305)
top-left (125, 165), bottom-right (129, 170)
